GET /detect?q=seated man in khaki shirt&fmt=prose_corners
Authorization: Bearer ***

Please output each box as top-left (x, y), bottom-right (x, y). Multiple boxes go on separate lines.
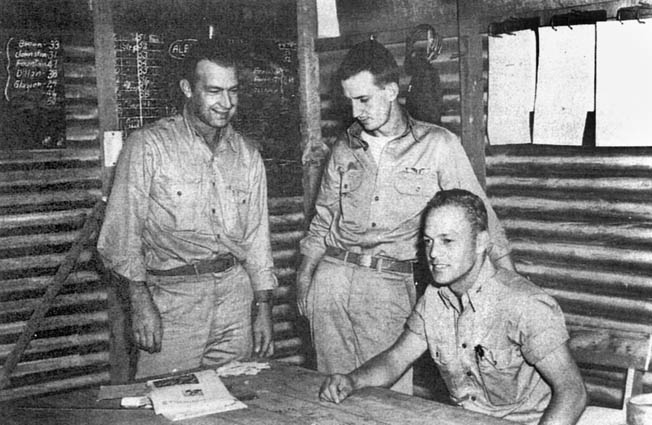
top-left (319, 189), bottom-right (587, 425)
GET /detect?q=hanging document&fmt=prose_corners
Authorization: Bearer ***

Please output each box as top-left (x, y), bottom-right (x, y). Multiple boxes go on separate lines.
top-left (487, 30), bottom-right (537, 145)
top-left (595, 18), bottom-right (652, 147)
top-left (533, 25), bottom-right (595, 146)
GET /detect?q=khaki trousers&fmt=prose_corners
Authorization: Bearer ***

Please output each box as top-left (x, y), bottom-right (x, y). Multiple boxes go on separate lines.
top-left (306, 256), bottom-right (417, 394)
top-left (135, 264), bottom-right (253, 379)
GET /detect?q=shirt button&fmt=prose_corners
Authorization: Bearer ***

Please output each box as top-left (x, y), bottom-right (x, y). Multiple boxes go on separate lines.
top-left (371, 222), bottom-right (377, 227)
top-left (374, 195), bottom-right (379, 201)
top-left (471, 396), bottom-right (476, 401)
top-left (343, 184), bottom-right (348, 189)
top-left (462, 343), bottom-right (467, 349)
top-left (212, 182), bottom-right (216, 187)
top-left (212, 208), bottom-right (216, 214)
top-left (177, 191), bottom-right (182, 196)
top-left (466, 371), bottom-right (473, 377)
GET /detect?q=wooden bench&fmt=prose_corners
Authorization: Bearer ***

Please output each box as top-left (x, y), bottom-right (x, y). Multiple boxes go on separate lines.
top-left (568, 320), bottom-right (652, 425)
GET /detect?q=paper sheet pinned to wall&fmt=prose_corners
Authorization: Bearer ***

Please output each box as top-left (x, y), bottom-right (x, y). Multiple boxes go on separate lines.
top-left (533, 25), bottom-right (595, 146)
top-left (316, 0), bottom-right (340, 38)
top-left (487, 30), bottom-right (537, 145)
top-left (596, 19), bottom-right (652, 147)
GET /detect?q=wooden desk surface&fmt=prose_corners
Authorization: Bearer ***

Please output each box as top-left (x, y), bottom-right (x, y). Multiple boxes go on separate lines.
top-left (3, 363), bottom-right (513, 425)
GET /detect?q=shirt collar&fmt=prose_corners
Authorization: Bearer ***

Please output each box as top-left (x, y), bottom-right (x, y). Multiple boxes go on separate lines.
top-left (344, 109), bottom-right (421, 150)
top-left (182, 106), bottom-right (238, 153)
top-left (437, 258), bottom-right (497, 313)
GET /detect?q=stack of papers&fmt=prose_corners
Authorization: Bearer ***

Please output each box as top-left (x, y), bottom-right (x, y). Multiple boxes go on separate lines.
top-left (147, 370), bottom-right (247, 421)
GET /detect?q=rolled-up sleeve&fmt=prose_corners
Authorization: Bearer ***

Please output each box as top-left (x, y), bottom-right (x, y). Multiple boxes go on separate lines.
top-left (97, 131), bottom-right (155, 282)
top-left (519, 294), bottom-right (570, 365)
top-left (241, 153), bottom-right (278, 292)
top-left (436, 135), bottom-right (511, 262)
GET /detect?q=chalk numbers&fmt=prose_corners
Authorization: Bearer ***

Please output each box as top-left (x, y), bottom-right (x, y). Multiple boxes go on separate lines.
top-left (45, 40), bottom-right (60, 106)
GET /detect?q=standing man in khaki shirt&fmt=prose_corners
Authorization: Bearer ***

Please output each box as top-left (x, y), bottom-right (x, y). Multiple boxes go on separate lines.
top-left (297, 39), bottom-right (513, 394)
top-left (97, 40), bottom-right (276, 378)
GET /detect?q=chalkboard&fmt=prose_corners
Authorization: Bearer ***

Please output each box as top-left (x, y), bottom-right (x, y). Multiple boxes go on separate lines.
top-left (0, 34), bottom-right (66, 150)
top-left (114, 32), bottom-right (300, 161)
top-left (115, 33), bottom-right (179, 133)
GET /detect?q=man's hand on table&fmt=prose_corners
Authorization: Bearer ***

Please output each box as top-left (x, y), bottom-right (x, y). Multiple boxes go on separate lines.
top-left (319, 374), bottom-right (355, 404)
top-left (129, 281), bottom-right (162, 353)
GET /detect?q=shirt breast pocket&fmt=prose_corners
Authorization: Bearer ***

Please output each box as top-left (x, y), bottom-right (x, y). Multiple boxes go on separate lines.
top-left (222, 182), bottom-right (252, 238)
top-left (393, 172), bottom-right (438, 214)
top-left (167, 180), bottom-right (201, 231)
top-left (339, 169), bottom-right (365, 224)
top-left (477, 346), bottom-right (524, 406)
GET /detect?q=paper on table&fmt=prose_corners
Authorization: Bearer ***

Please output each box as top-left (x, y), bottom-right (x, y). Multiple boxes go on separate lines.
top-left (487, 30), bottom-right (537, 145)
top-left (596, 18), bottom-right (652, 147)
top-left (147, 369), bottom-right (247, 421)
top-left (533, 25), bottom-right (595, 146)
top-left (216, 360), bottom-right (271, 377)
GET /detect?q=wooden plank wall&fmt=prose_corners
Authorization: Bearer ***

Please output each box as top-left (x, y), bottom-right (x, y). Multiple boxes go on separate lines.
top-left (317, 30), bottom-right (652, 407)
top-left (0, 33), bottom-right (306, 400)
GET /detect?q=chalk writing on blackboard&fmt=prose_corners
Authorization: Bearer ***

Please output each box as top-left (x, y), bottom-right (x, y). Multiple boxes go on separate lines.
top-left (114, 33), bottom-right (300, 161)
top-left (0, 35), bottom-right (66, 150)
top-left (115, 33), bottom-right (178, 134)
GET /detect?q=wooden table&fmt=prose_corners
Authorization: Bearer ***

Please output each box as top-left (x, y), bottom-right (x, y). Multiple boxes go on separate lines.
top-left (3, 363), bottom-right (513, 425)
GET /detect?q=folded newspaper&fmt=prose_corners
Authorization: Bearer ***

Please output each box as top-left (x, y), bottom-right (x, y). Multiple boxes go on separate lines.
top-left (146, 369), bottom-right (247, 421)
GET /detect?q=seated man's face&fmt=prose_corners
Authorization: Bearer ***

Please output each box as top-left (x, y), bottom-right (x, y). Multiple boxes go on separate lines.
top-left (422, 205), bottom-right (486, 291)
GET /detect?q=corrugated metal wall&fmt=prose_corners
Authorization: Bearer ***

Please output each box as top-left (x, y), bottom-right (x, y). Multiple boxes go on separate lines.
top-left (487, 147), bottom-right (652, 406)
top-left (317, 33), bottom-right (652, 406)
top-left (0, 33), bottom-right (108, 401)
top-left (0, 34), bottom-right (306, 400)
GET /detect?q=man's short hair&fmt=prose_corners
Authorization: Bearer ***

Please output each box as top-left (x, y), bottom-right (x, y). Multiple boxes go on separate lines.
top-left (183, 39), bottom-right (239, 87)
top-left (337, 39), bottom-right (400, 87)
top-left (425, 189), bottom-right (488, 235)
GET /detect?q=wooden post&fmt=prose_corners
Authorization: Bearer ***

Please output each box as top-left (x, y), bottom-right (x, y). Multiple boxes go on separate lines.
top-left (92, 0), bottom-right (120, 198)
top-left (297, 0), bottom-right (323, 223)
top-left (92, 0), bottom-right (130, 384)
top-left (457, 1), bottom-right (486, 188)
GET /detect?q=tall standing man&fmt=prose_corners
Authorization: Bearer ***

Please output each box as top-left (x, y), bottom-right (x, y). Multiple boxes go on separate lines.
top-left (320, 189), bottom-right (587, 425)
top-left (297, 39), bottom-right (513, 394)
top-left (98, 40), bottom-right (276, 379)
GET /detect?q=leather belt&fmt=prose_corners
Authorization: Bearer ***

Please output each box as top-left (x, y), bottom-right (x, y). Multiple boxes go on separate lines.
top-left (325, 247), bottom-right (413, 274)
top-left (148, 255), bottom-right (237, 277)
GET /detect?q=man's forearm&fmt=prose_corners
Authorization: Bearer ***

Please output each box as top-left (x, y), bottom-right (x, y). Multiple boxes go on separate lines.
top-left (349, 347), bottom-right (412, 391)
top-left (538, 386), bottom-right (587, 425)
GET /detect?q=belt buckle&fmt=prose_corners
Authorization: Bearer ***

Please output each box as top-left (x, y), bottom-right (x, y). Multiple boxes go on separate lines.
top-left (359, 254), bottom-right (373, 268)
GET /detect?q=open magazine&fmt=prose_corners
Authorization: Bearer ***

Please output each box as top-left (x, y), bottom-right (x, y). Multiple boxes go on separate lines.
top-left (146, 369), bottom-right (247, 421)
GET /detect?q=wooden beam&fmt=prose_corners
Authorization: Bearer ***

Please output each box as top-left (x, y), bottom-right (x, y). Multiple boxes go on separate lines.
top-left (457, 1), bottom-right (486, 187)
top-left (297, 0), bottom-right (323, 222)
top-left (92, 0), bottom-right (119, 199)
